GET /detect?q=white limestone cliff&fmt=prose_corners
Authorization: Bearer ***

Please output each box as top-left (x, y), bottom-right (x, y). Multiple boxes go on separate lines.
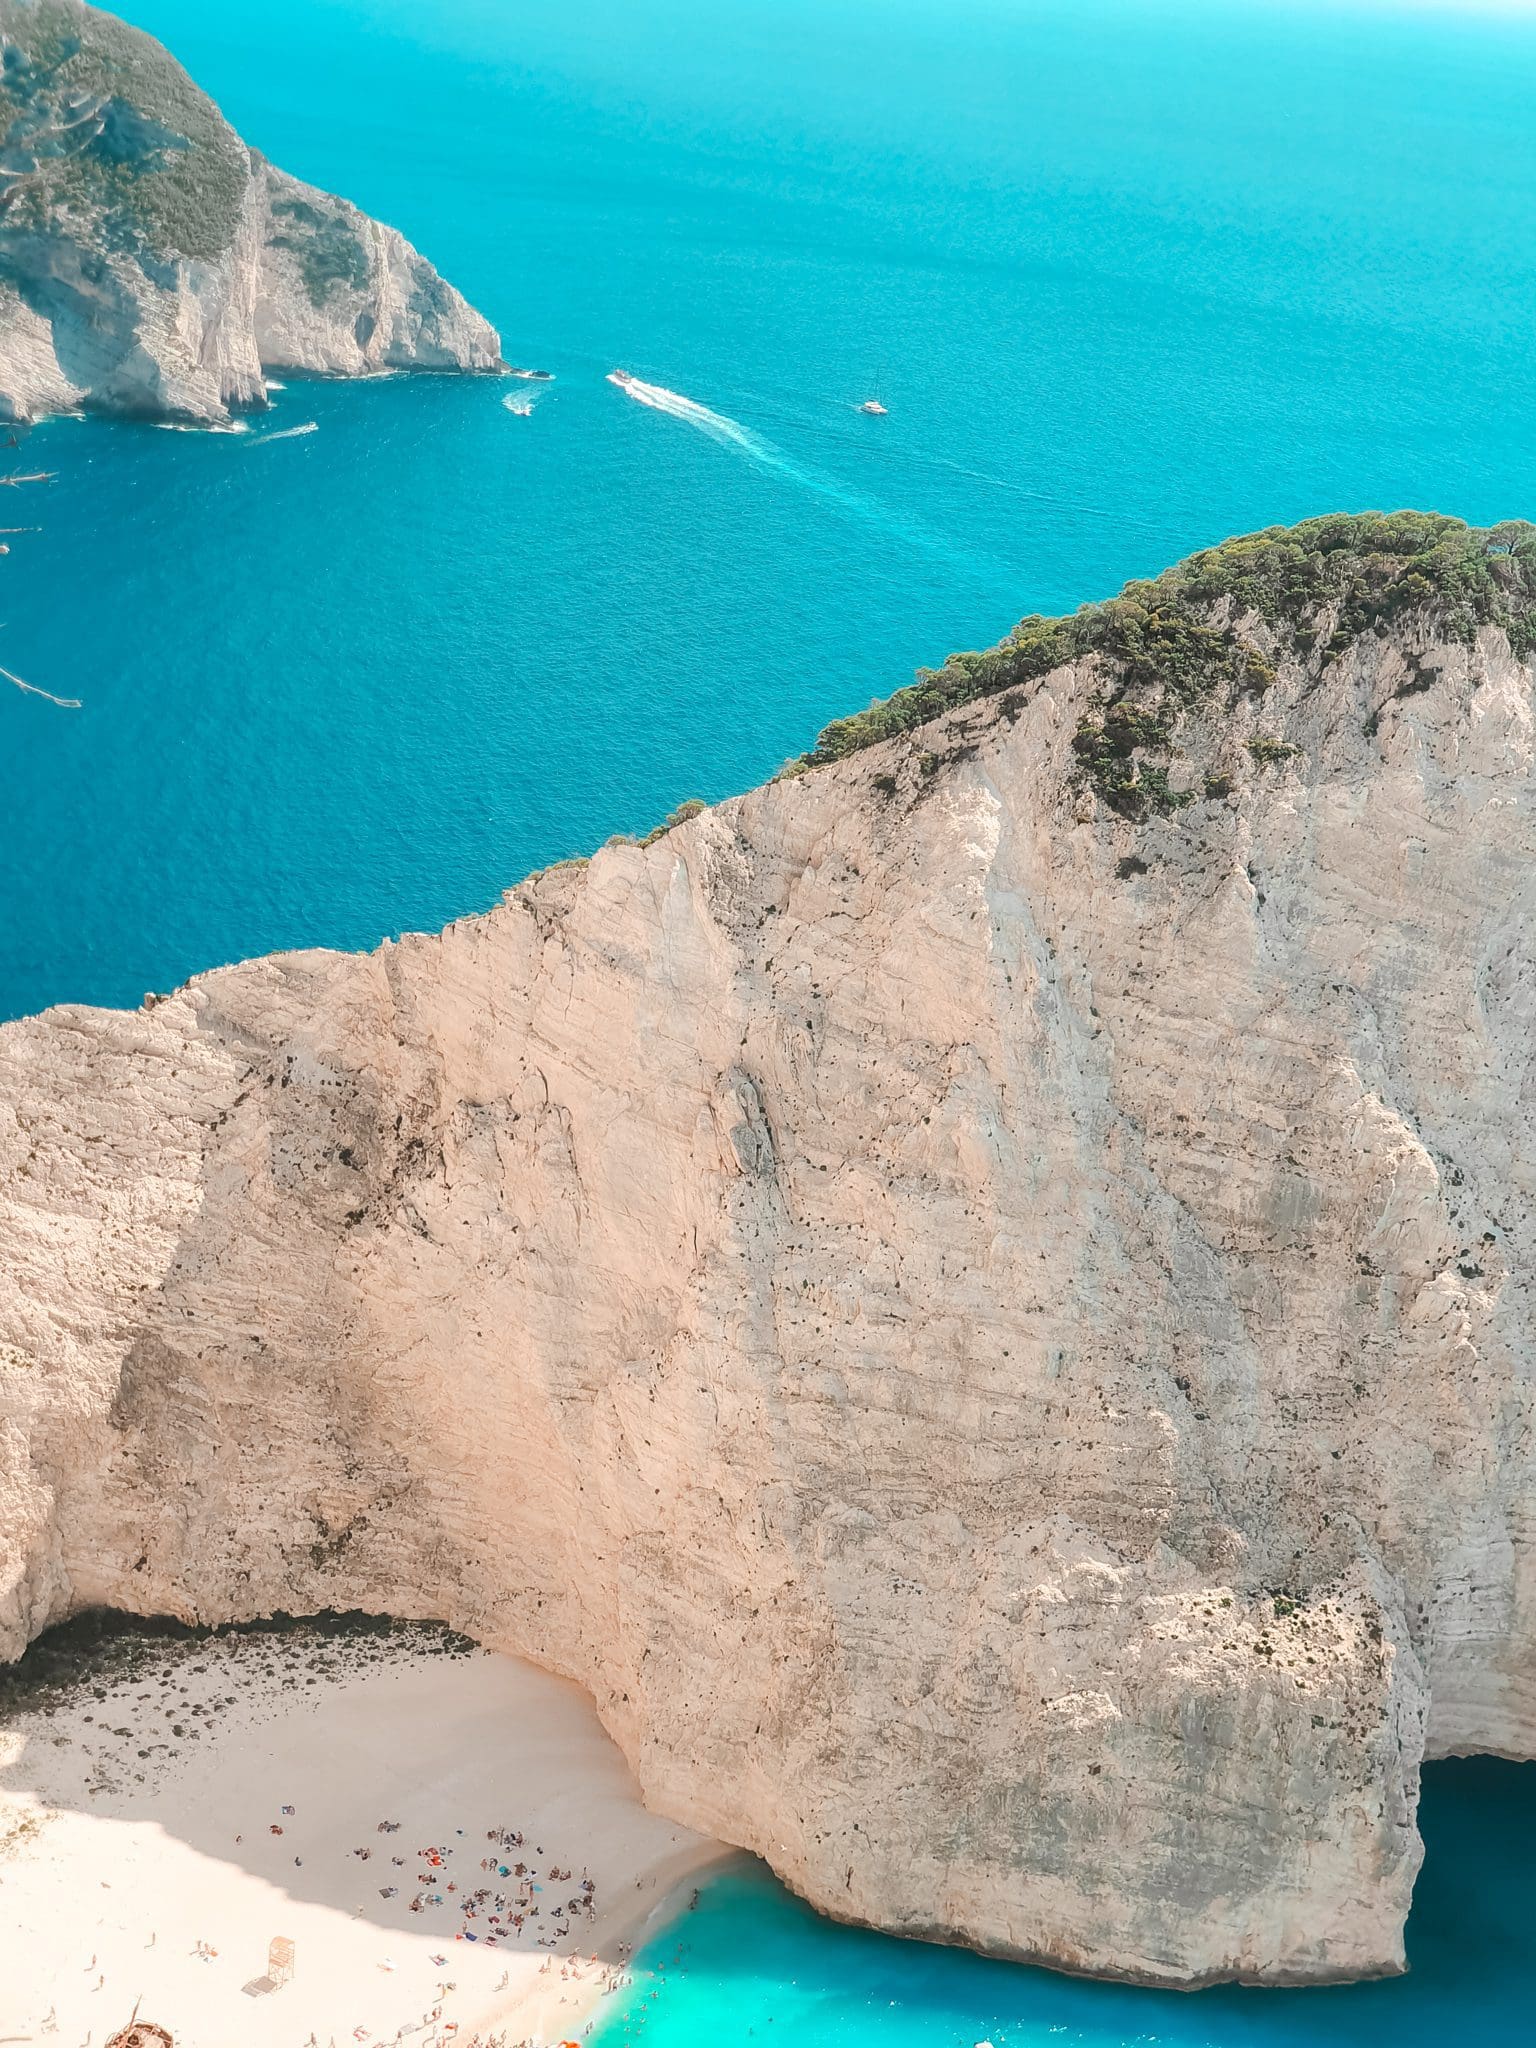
top-left (1, 562), bottom-right (1531, 1986)
top-left (0, 1), bottom-right (502, 424)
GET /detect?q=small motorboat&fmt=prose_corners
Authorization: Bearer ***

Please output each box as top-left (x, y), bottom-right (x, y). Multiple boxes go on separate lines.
top-left (507, 367), bottom-right (554, 380)
top-left (858, 399), bottom-right (887, 416)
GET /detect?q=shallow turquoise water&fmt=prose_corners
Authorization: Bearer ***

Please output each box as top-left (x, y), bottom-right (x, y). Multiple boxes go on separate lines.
top-left (595, 1760), bottom-right (1532, 2048)
top-left (8, 0), bottom-right (1536, 1015)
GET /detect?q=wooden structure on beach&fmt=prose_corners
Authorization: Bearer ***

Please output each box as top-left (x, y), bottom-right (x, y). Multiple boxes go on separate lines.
top-left (268, 1934), bottom-right (295, 1985)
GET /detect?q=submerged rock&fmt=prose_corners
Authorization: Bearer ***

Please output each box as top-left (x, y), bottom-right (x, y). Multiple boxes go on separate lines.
top-left (0, 0), bottom-right (503, 423)
top-left (1, 515), bottom-right (1533, 1986)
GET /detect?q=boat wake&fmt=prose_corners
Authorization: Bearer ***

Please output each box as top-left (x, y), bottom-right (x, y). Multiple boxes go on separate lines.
top-left (608, 371), bottom-right (775, 464)
top-left (249, 421), bottom-right (319, 445)
top-left (607, 369), bottom-right (1005, 580)
top-left (502, 392), bottom-right (537, 416)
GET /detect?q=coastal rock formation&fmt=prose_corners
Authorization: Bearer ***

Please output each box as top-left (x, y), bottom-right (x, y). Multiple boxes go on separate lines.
top-left (1, 516), bottom-right (1533, 1986)
top-left (0, 0), bottom-right (501, 424)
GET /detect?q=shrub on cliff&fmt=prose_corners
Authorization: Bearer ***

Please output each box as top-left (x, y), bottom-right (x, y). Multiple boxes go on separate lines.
top-left (800, 513), bottom-right (1536, 780)
top-left (0, 0), bottom-right (247, 260)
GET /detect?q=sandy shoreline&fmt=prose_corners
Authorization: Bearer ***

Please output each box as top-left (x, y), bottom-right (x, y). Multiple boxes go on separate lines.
top-left (0, 1621), bottom-right (730, 2046)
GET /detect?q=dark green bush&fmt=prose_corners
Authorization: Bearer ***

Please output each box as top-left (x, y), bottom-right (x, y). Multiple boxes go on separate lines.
top-left (269, 211), bottom-right (371, 307)
top-left (2, 0), bottom-right (247, 259)
top-left (800, 513), bottom-right (1536, 776)
top-left (639, 796), bottom-right (707, 846)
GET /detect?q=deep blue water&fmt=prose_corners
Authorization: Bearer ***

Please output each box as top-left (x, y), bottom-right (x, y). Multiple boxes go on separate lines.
top-left (8, 0), bottom-right (1536, 1015)
top-left (595, 1760), bottom-right (1533, 2048)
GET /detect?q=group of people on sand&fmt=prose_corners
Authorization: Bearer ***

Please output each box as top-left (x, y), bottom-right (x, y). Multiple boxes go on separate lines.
top-left (281, 1813), bottom-right (615, 2046)
top-left (46, 1806), bottom-right (622, 2048)
top-left (263, 1806), bottom-right (602, 1953)
top-left (395, 1826), bottom-right (599, 1950)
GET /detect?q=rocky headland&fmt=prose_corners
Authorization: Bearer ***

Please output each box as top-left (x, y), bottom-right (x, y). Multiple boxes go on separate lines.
top-left (0, 0), bottom-right (502, 424)
top-left (1, 512), bottom-right (1533, 1987)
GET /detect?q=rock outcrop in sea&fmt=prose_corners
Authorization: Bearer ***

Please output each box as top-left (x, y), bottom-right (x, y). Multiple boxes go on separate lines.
top-left (1, 513), bottom-right (1533, 1987)
top-left (0, 0), bottom-right (502, 424)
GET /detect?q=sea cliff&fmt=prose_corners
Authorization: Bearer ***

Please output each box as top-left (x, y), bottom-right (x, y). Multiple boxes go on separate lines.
top-left (0, 0), bottom-right (502, 423)
top-left (1, 515), bottom-right (1533, 1986)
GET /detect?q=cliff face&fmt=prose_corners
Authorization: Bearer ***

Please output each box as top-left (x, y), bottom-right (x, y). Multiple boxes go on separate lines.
top-left (0, 1), bottom-right (502, 424)
top-left (1, 520), bottom-right (1533, 1987)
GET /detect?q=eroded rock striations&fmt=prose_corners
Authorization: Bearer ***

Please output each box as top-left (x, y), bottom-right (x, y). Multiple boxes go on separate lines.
top-left (1, 515), bottom-right (1534, 1986)
top-left (0, 0), bottom-right (502, 424)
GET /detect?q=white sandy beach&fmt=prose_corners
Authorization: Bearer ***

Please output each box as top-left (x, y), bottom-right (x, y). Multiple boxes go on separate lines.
top-left (0, 1623), bottom-right (727, 2047)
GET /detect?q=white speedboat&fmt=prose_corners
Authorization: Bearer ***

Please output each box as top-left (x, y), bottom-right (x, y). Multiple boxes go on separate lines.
top-left (858, 399), bottom-right (887, 416)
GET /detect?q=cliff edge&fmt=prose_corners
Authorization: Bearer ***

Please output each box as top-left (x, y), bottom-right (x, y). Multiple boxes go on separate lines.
top-left (0, 0), bottom-right (503, 423)
top-left (1, 514), bottom-right (1533, 1985)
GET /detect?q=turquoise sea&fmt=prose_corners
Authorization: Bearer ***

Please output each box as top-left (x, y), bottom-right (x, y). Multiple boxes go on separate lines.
top-left (10, 0), bottom-right (1536, 1017)
top-left (597, 1761), bottom-right (1533, 2048)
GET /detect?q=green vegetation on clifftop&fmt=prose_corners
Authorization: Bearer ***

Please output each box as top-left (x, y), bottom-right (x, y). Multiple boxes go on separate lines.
top-left (801, 512), bottom-right (1536, 820)
top-left (268, 192), bottom-right (370, 307)
top-left (1, 0), bottom-right (246, 261)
